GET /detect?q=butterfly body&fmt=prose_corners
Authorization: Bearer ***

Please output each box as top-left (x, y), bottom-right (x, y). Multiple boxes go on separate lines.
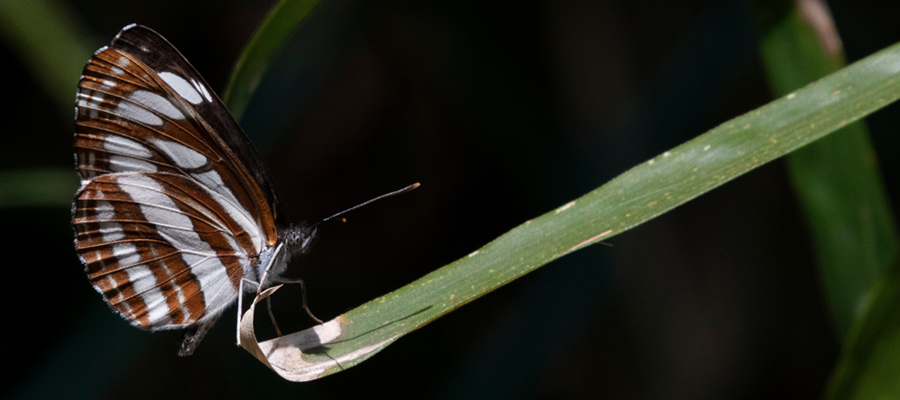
top-left (73, 24), bottom-right (308, 355)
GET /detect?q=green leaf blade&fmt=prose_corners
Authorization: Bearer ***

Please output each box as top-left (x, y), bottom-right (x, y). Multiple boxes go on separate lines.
top-left (270, 41), bottom-right (900, 377)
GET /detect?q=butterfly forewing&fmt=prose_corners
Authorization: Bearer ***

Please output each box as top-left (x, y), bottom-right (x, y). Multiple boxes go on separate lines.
top-left (73, 24), bottom-right (282, 336)
top-left (106, 24), bottom-right (281, 215)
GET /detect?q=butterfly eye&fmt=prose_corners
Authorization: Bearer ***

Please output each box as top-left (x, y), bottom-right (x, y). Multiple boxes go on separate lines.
top-left (283, 224), bottom-right (318, 260)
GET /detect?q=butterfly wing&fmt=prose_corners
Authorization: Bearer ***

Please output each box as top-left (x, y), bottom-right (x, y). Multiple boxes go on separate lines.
top-left (73, 25), bottom-right (279, 334)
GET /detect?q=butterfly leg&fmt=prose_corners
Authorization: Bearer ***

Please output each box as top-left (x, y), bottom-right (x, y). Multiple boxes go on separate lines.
top-left (271, 277), bottom-right (324, 325)
top-left (236, 277), bottom-right (261, 345)
top-left (266, 295), bottom-right (284, 336)
top-left (180, 312), bottom-right (222, 356)
top-left (237, 276), bottom-right (291, 337)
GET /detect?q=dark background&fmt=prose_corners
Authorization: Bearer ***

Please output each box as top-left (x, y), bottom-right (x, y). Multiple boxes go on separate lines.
top-left (4, 0), bottom-right (900, 399)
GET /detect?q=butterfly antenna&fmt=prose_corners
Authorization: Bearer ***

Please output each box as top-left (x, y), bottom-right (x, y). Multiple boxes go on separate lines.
top-left (316, 182), bottom-right (420, 225)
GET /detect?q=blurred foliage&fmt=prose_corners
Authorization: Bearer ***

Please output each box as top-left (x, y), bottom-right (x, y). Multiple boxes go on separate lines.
top-left (223, 0), bottom-right (323, 120)
top-left (755, 0), bottom-right (900, 396)
top-left (0, 169), bottom-right (77, 208)
top-left (0, 0), bottom-right (92, 113)
top-left (825, 252), bottom-right (900, 399)
top-left (756, 0), bottom-right (898, 339)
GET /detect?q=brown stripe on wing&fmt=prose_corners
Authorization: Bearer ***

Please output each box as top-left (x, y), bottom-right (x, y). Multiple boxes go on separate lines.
top-left (74, 172), bottom-right (252, 329)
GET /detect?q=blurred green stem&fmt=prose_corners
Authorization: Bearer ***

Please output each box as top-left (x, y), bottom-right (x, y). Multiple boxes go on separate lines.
top-left (0, 0), bottom-right (93, 115)
top-left (223, 0), bottom-right (322, 120)
top-left (754, 0), bottom-right (898, 337)
top-left (0, 169), bottom-right (78, 208)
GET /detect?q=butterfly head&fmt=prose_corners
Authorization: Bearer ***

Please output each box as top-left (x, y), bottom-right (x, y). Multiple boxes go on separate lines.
top-left (282, 223), bottom-right (318, 262)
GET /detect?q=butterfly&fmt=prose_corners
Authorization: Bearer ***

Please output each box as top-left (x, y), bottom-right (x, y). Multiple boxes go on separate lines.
top-left (72, 24), bottom-right (319, 356)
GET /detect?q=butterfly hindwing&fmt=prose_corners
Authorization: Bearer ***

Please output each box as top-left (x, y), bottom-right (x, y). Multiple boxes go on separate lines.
top-left (74, 172), bottom-right (251, 329)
